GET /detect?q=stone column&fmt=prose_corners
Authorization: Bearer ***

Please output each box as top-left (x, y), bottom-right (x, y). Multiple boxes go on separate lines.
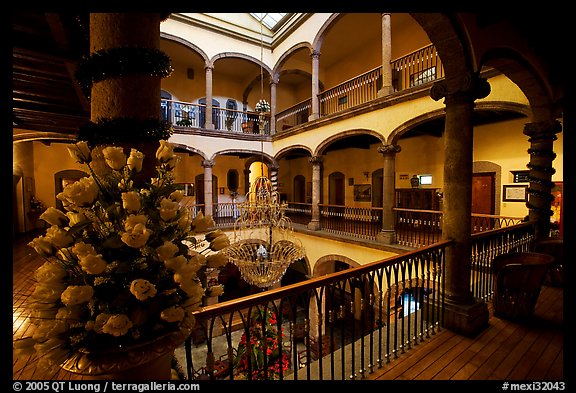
top-left (377, 13), bottom-right (393, 97)
top-left (523, 120), bottom-right (562, 240)
top-left (309, 50), bottom-right (321, 121)
top-left (269, 165), bottom-right (279, 192)
top-left (270, 77), bottom-right (278, 134)
top-left (376, 143), bottom-right (401, 244)
top-left (430, 72), bottom-right (491, 336)
top-left (307, 155), bottom-right (323, 230)
top-left (202, 159), bottom-right (214, 217)
top-left (88, 13), bottom-right (166, 184)
top-left (204, 65), bottom-right (214, 130)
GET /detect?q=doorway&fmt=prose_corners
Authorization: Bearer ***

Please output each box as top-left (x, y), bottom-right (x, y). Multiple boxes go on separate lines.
top-left (328, 172), bottom-right (345, 206)
top-left (472, 172), bottom-right (495, 215)
top-left (293, 175), bottom-right (306, 203)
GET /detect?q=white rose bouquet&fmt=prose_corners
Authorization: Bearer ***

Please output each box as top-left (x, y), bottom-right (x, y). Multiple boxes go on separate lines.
top-left (15, 140), bottom-right (230, 373)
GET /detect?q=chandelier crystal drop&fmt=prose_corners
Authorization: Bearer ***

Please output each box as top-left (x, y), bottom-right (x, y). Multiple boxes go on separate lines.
top-left (222, 176), bottom-right (306, 288)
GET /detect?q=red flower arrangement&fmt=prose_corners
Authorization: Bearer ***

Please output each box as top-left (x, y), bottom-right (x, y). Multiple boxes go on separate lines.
top-left (233, 309), bottom-right (290, 380)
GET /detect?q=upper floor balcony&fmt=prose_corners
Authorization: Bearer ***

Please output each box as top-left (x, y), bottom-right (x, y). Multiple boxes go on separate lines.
top-left (165, 44), bottom-right (444, 138)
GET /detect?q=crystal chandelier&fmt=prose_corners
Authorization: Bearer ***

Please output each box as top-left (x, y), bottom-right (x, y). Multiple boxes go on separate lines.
top-left (222, 176), bottom-right (306, 288)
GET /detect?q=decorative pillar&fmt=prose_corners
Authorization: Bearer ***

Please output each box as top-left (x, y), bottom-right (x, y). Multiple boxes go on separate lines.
top-left (309, 50), bottom-right (321, 121)
top-left (376, 143), bottom-right (401, 244)
top-left (269, 165), bottom-right (279, 192)
top-left (270, 77), bottom-right (278, 134)
top-left (377, 13), bottom-right (393, 97)
top-left (80, 13), bottom-right (171, 185)
top-left (204, 65), bottom-right (214, 130)
top-left (430, 72), bottom-right (491, 337)
top-left (523, 120), bottom-right (562, 240)
top-left (307, 155), bottom-right (323, 230)
top-left (202, 159), bottom-right (214, 217)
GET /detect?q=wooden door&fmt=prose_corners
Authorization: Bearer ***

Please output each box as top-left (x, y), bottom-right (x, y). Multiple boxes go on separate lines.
top-left (293, 175), bottom-right (306, 203)
top-left (472, 173), bottom-right (495, 214)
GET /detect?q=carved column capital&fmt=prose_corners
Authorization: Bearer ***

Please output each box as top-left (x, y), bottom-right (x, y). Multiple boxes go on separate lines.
top-left (378, 144), bottom-right (401, 155)
top-left (310, 50), bottom-right (321, 60)
top-left (523, 120), bottom-right (562, 141)
top-left (201, 159), bottom-right (214, 168)
top-left (430, 72), bottom-right (490, 103)
top-left (309, 155), bottom-right (324, 165)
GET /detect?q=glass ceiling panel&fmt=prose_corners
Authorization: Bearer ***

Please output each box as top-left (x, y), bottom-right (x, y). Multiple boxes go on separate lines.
top-left (250, 13), bottom-right (288, 31)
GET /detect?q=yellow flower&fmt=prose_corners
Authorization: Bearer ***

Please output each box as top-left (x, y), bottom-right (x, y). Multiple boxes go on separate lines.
top-left (130, 279), bottom-right (157, 301)
top-left (127, 148), bottom-right (144, 173)
top-left (79, 254), bottom-right (107, 275)
top-left (57, 176), bottom-right (99, 207)
top-left (28, 236), bottom-right (54, 257)
top-left (60, 285), bottom-right (94, 306)
top-left (156, 240), bottom-right (179, 261)
top-left (160, 306), bottom-right (185, 323)
top-left (159, 197), bottom-right (179, 221)
top-left (156, 140), bottom-right (178, 168)
top-left (45, 225), bottom-right (74, 249)
top-left (40, 207), bottom-right (69, 227)
top-left (209, 234), bottom-right (230, 251)
top-left (102, 146), bottom-right (126, 170)
top-left (67, 141), bottom-right (91, 164)
top-left (191, 211), bottom-right (214, 232)
top-left (121, 222), bottom-right (152, 248)
top-left (122, 191), bottom-right (141, 212)
top-left (71, 241), bottom-right (97, 259)
top-left (206, 253), bottom-right (228, 268)
top-left (165, 255), bottom-right (187, 272)
top-left (34, 261), bottom-right (66, 283)
top-left (102, 314), bottom-right (133, 337)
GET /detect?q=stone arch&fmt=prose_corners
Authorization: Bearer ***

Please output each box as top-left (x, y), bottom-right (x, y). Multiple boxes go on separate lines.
top-left (273, 42), bottom-right (313, 76)
top-left (172, 143), bottom-right (208, 161)
top-left (479, 47), bottom-right (558, 120)
top-left (315, 129), bottom-right (385, 156)
top-left (274, 144), bottom-right (313, 161)
top-left (311, 13), bottom-right (344, 52)
top-left (160, 32), bottom-right (209, 64)
top-left (313, 254), bottom-right (359, 277)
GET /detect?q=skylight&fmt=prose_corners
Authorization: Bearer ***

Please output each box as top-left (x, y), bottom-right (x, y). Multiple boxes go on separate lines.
top-left (250, 13), bottom-right (289, 31)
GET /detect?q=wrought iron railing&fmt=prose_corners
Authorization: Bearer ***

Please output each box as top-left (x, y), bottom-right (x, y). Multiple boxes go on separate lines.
top-left (319, 204), bottom-right (383, 240)
top-left (275, 44), bottom-right (444, 133)
top-left (162, 99), bottom-right (270, 134)
top-left (181, 240), bottom-right (450, 380)
top-left (469, 221), bottom-right (537, 302)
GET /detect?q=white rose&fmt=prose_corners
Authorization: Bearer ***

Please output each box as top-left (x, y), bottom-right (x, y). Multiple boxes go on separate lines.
top-left (122, 191), bottom-right (141, 213)
top-left (159, 198), bottom-right (179, 221)
top-left (57, 177), bottom-right (99, 207)
top-left (67, 141), bottom-right (91, 164)
top-left (102, 146), bottom-right (126, 170)
top-left (127, 148), bottom-right (144, 173)
top-left (40, 207), bottom-right (69, 227)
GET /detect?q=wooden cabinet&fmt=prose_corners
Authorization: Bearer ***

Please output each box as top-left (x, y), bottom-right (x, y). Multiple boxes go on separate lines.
top-left (395, 188), bottom-right (440, 210)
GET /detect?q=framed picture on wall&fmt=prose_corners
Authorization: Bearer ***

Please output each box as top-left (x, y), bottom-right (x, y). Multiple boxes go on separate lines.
top-left (503, 185), bottom-right (527, 202)
top-left (354, 184), bottom-right (371, 202)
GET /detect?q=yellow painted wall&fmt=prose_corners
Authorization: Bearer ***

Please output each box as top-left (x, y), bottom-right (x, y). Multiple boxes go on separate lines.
top-left (473, 117), bottom-right (564, 218)
top-left (395, 135), bottom-right (445, 189)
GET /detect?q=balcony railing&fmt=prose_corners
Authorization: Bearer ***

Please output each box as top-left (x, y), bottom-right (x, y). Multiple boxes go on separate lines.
top-left (182, 240), bottom-right (451, 380)
top-left (469, 221), bottom-right (536, 301)
top-left (162, 99), bottom-right (271, 135)
top-left (165, 45), bottom-right (443, 136)
top-left (190, 202), bottom-right (523, 249)
top-left (275, 44), bottom-right (444, 133)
